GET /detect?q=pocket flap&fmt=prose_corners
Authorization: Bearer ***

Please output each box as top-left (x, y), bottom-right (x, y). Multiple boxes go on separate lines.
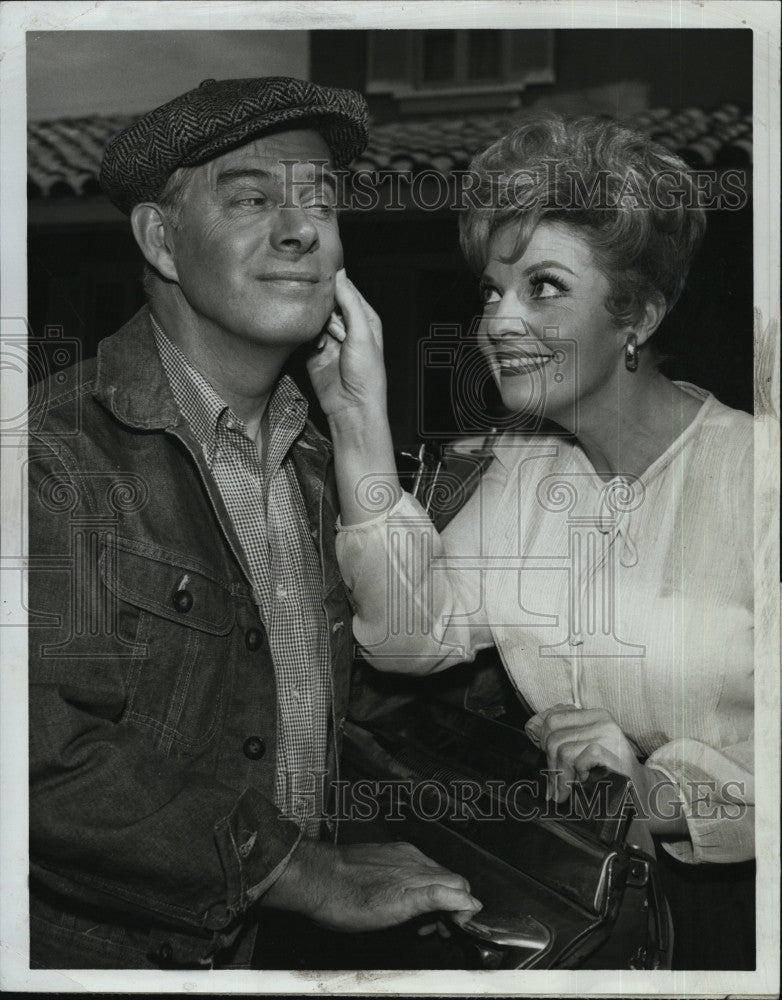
top-left (100, 539), bottom-right (234, 635)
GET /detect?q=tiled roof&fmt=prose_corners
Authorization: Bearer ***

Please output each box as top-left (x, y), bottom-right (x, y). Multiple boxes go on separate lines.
top-left (27, 104), bottom-right (752, 201)
top-left (28, 115), bottom-right (133, 199)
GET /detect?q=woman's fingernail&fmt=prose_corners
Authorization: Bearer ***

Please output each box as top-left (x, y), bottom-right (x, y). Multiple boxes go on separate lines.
top-left (315, 334), bottom-right (327, 351)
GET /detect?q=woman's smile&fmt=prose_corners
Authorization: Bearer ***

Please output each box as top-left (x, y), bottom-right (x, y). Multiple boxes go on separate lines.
top-left (478, 220), bottom-right (620, 425)
top-left (493, 348), bottom-right (554, 376)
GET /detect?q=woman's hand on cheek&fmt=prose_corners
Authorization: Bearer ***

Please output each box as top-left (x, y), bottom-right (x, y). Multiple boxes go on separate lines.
top-left (526, 704), bottom-right (646, 803)
top-left (306, 269), bottom-right (387, 421)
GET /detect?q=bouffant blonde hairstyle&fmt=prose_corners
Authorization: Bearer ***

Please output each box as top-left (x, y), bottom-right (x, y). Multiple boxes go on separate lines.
top-left (459, 112), bottom-right (707, 326)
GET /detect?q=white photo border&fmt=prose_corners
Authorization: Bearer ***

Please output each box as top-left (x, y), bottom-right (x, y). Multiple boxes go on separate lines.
top-left (1, 1), bottom-right (779, 995)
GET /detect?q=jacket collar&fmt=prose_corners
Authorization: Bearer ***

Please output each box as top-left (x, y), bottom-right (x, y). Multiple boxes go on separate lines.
top-left (93, 304), bottom-right (333, 455)
top-left (94, 305), bottom-right (181, 430)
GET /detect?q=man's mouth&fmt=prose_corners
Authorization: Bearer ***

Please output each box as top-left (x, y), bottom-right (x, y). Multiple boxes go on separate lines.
top-left (494, 351), bottom-right (554, 375)
top-left (257, 271), bottom-right (320, 284)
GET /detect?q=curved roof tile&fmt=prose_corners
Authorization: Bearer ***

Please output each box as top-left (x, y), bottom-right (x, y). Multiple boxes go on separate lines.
top-left (27, 105), bottom-right (752, 201)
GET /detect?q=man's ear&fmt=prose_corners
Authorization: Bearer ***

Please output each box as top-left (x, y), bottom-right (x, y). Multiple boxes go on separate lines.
top-left (130, 203), bottom-right (179, 283)
top-left (632, 292), bottom-right (667, 348)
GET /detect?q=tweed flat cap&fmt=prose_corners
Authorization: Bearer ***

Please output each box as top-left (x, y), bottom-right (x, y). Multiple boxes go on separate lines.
top-left (100, 76), bottom-right (369, 214)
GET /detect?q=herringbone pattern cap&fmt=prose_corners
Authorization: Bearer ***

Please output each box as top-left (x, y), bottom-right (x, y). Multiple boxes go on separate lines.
top-left (100, 76), bottom-right (369, 214)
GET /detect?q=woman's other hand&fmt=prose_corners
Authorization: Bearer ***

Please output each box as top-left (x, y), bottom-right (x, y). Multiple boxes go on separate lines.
top-left (525, 703), bottom-right (688, 835)
top-left (526, 704), bottom-right (642, 801)
top-left (526, 703), bottom-right (647, 803)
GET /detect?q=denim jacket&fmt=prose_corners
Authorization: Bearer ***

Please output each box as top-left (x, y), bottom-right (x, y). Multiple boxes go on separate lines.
top-left (28, 307), bottom-right (354, 969)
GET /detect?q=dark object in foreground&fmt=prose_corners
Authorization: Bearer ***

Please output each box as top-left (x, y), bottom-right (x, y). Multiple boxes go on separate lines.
top-left (339, 699), bottom-right (672, 970)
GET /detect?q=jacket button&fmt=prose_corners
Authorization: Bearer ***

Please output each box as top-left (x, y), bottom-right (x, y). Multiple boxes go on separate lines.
top-left (154, 940), bottom-right (173, 964)
top-left (172, 588), bottom-right (193, 612)
top-left (245, 627), bottom-right (264, 651)
top-left (243, 736), bottom-right (266, 760)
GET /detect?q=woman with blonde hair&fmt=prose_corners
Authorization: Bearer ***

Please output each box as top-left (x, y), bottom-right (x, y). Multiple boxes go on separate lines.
top-left (309, 113), bottom-right (754, 969)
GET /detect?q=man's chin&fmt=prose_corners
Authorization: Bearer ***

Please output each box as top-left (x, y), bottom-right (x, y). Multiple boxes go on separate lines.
top-left (244, 301), bottom-right (332, 348)
top-left (238, 322), bottom-right (327, 352)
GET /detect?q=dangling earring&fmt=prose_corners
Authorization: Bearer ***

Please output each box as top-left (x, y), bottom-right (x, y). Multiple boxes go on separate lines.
top-left (625, 333), bottom-right (638, 372)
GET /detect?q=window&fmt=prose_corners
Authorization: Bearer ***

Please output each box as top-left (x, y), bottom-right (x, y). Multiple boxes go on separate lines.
top-left (368, 30), bottom-right (555, 110)
top-left (421, 32), bottom-right (458, 83)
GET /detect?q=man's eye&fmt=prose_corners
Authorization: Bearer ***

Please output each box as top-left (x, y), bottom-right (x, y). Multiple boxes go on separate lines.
top-left (305, 202), bottom-right (337, 217)
top-left (236, 195), bottom-right (269, 207)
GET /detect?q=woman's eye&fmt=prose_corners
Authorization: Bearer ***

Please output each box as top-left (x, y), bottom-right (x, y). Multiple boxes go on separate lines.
top-left (479, 282), bottom-right (501, 305)
top-left (530, 275), bottom-right (565, 299)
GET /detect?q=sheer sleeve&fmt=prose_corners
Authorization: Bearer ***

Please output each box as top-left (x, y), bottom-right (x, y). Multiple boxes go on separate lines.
top-left (647, 735), bottom-right (754, 864)
top-left (335, 457), bottom-right (510, 673)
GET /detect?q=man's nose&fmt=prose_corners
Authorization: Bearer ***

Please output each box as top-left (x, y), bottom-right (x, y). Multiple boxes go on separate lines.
top-left (270, 207), bottom-right (319, 255)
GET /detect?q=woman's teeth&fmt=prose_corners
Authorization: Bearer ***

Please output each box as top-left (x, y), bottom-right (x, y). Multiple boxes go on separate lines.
top-left (497, 355), bottom-right (553, 373)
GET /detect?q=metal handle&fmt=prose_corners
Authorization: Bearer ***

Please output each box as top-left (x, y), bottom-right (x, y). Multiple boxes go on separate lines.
top-left (458, 912), bottom-right (551, 951)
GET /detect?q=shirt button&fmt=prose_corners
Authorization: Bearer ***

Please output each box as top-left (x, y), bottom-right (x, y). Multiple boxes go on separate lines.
top-left (245, 627), bottom-right (264, 652)
top-left (275, 585), bottom-right (288, 601)
top-left (243, 736), bottom-right (266, 760)
top-left (172, 588), bottom-right (193, 613)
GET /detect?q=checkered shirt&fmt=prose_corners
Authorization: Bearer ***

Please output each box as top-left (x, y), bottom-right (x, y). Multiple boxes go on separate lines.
top-left (152, 317), bottom-right (331, 837)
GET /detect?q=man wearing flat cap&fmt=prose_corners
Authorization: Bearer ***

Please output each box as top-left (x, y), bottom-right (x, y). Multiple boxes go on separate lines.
top-left (27, 77), bottom-right (479, 970)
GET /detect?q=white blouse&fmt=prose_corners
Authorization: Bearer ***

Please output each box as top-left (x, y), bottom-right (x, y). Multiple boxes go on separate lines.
top-left (336, 385), bottom-right (754, 864)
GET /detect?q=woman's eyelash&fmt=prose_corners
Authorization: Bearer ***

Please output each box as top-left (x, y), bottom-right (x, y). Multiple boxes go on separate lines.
top-left (529, 269), bottom-right (569, 294)
top-left (479, 271), bottom-right (569, 302)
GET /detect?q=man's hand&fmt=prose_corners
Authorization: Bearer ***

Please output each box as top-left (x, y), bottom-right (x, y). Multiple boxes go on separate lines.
top-left (306, 269), bottom-right (386, 421)
top-left (261, 839), bottom-right (482, 933)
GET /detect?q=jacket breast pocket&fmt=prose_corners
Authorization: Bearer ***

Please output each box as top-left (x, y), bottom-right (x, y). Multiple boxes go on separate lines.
top-left (100, 539), bottom-right (236, 757)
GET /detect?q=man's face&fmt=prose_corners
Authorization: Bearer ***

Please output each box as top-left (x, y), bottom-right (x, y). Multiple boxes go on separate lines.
top-left (166, 129), bottom-right (343, 348)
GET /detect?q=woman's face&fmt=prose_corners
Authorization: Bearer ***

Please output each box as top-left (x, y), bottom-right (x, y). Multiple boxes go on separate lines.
top-left (477, 220), bottom-right (624, 428)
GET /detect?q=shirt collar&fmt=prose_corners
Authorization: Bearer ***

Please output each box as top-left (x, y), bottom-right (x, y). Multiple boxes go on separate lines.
top-left (150, 314), bottom-right (309, 468)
